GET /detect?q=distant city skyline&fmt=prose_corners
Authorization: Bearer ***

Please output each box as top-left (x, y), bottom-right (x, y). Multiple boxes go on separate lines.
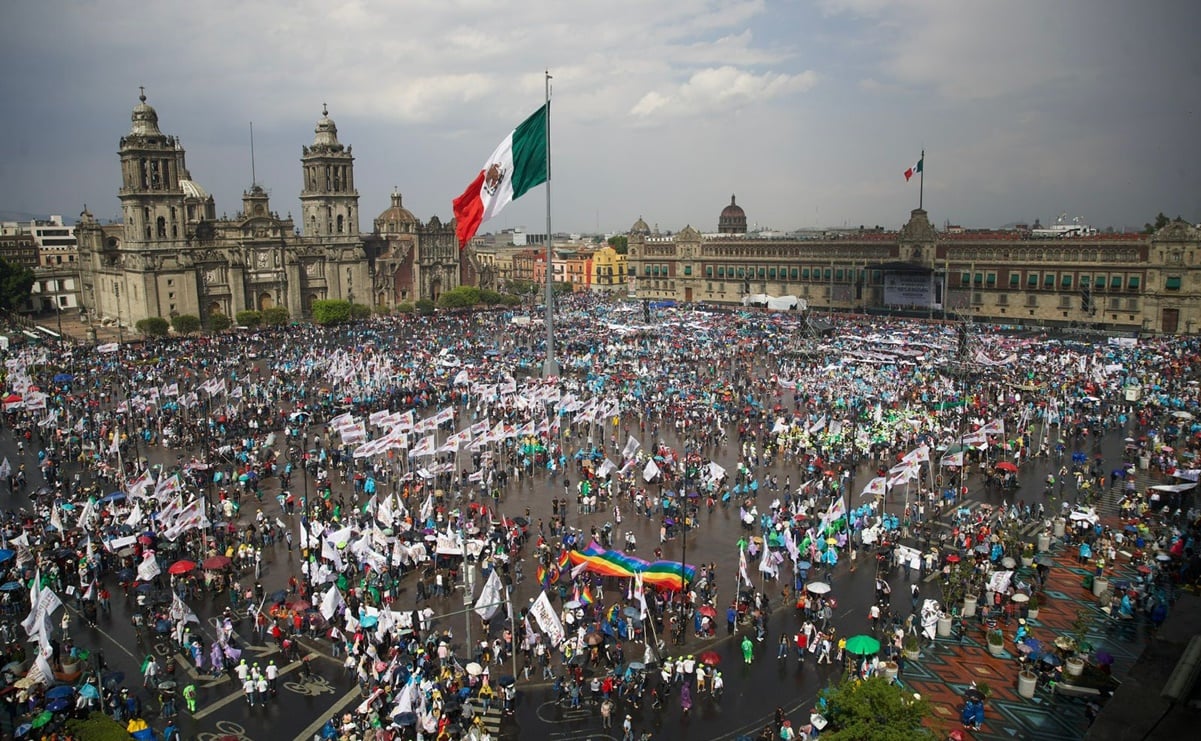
top-left (1, 1), bottom-right (1197, 235)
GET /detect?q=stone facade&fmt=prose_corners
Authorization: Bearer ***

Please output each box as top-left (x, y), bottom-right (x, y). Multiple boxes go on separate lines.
top-left (76, 94), bottom-right (474, 326)
top-left (625, 206), bottom-right (1201, 335)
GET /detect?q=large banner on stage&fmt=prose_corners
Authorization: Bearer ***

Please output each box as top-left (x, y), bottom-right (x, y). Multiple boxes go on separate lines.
top-left (883, 273), bottom-right (940, 309)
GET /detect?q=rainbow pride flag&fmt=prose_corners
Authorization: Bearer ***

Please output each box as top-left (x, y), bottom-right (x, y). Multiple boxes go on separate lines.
top-left (568, 540), bottom-right (696, 591)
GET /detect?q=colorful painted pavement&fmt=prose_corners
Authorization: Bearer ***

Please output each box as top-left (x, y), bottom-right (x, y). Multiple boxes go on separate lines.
top-left (897, 531), bottom-right (1152, 740)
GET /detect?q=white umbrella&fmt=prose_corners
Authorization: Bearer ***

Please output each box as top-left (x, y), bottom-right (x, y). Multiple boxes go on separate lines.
top-left (465, 662), bottom-right (483, 676)
top-left (805, 581), bottom-right (832, 595)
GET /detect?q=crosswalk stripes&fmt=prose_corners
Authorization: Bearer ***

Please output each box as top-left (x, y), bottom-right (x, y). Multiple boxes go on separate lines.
top-left (479, 705), bottom-right (503, 735)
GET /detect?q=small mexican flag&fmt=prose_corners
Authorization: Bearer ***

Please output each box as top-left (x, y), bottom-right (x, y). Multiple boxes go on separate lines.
top-left (904, 156), bottom-right (923, 182)
top-left (452, 103), bottom-right (549, 247)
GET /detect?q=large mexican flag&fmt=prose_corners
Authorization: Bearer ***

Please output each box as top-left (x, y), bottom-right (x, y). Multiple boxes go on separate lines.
top-left (452, 103), bottom-right (549, 247)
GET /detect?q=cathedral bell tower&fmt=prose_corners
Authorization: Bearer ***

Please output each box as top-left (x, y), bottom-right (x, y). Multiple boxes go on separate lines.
top-left (118, 88), bottom-right (186, 246)
top-left (299, 104), bottom-right (359, 237)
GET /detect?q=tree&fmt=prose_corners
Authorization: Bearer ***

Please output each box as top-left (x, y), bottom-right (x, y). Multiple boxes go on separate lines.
top-left (311, 299), bottom-right (351, 325)
top-left (171, 314), bottom-right (201, 335)
top-left (1143, 212), bottom-right (1178, 234)
top-left (261, 306), bottom-right (289, 326)
top-left (135, 317), bottom-right (169, 338)
top-left (65, 711), bottom-right (134, 741)
top-left (349, 302), bottom-right (372, 320)
top-left (437, 286), bottom-right (481, 309)
top-left (0, 257), bottom-right (35, 313)
top-left (208, 313), bottom-right (232, 331)
top-left (395, 301), bottom-right (415, 314)
top-left (415, 298), bottom-right (436, 315)
top-left (819, 674), bottom-right (934, 741)
top-left (236, 310), bottom-right (262, 327)
top-left (607, 235), bottom-right (628, 255)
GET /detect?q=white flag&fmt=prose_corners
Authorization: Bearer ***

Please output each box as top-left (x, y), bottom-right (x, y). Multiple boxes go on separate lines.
top-left (137, 553), bottom-right (161, 582)
top-left (529, 590), bottom-right (565, 647)
top-left (642, 459), bottom-right (660, 482)
top-left (622, 435), bottom-right (641, 459)
top-left (473, 568), bottom-right (504, 622)
top-left (320, 584), bottom-right (345, 620)
top-left (169, 593), bottom-right (199, 623)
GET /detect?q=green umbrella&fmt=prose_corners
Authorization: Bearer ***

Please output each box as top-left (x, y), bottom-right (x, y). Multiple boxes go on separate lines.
top-left (31, 711), bottom-right (53, 729)
top-left (844, 634), bottom-right (881, 655)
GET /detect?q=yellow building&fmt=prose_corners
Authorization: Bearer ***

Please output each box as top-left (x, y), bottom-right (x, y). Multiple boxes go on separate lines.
top-left (590, 245), bottom-right (626, 293)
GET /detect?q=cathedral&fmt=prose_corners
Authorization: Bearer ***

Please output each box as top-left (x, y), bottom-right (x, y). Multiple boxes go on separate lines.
top-left (75, 92), bottom-right (475, 328)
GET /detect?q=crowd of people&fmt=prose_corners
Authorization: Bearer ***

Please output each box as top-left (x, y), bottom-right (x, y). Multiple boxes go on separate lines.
top-left (0, 292), bottom-right (1197, 740)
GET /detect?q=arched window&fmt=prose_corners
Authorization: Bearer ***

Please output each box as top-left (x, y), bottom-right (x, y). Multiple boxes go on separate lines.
top-left (337, 214), bottom-right (344, 233)
top-left (157, 216), bottom-right (167, 238)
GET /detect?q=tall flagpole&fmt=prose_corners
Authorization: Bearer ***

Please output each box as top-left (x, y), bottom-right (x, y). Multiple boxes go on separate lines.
top-left (919, 148), bottom-right (925, 211)
top-left (543, 70), bottom-right (559, 378)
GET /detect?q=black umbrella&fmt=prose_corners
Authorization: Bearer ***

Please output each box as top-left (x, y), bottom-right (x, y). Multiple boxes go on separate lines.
top-left (115, 569), bottom-right (134, 582)
top-left (269, 589), bottom-right (287, 603)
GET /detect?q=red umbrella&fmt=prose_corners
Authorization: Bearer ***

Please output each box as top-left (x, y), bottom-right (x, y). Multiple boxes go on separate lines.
top-left (698, 605), bottom-right (717, 619)
top-left (167, 559), bottom-right (196, 575)
top-left (995, 461), bottom-right (1018, 473)
top-left (946, 554), bottom-right (961, 564)
top-left (202, 555), bottom-right (232, 570)
top-left (698, 650), bottom-right (721, 666)
top-left (288, 599), bottom-right (312, 612)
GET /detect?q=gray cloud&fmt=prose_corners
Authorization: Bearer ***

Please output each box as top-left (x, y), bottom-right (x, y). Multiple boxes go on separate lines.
top-left (0, 0), bottom-right (1196, 234)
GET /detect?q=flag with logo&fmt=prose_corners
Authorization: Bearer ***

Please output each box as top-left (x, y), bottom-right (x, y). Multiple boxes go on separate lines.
top-left (452, 102), bottom-right (549, 248)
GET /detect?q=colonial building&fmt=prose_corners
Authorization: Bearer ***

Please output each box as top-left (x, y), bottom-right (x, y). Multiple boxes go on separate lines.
top-left (368, 190), bottom-right (470, 306)
top-left (76, 93), bottom-right (475, 327)
top-left (626, 199), bottom-right (1201, 334)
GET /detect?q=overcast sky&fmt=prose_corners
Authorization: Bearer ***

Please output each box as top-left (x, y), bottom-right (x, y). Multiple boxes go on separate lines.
top-left (1, 0), bottom-right (1197, 235)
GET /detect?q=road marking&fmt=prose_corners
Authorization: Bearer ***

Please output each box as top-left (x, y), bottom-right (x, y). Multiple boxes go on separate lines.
top-left (63, 604), bottom-right (137, 659)
top-left (291, 686), bottom-right (363, 741)
top-left (193, 654), bottom-right (310, 719)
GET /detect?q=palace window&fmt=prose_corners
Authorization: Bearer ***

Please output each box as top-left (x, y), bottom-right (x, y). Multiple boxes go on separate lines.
top-left (1165, 276), bottom-right (1182, 290)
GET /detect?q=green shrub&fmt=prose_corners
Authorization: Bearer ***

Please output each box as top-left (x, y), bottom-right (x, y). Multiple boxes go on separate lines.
top-left (236, 310), bottom-right (262, 327)
top-left (261, 306), bottom-right (289, 326)
top-left (415, 298), bottom-right (436, 315)
top-left (395, 302), bottom-right (415, 314)
top-left (311, 299), bottom-right (351, 325)
top-left (134, 317), bottom-right (169, 338)
top-left (171, 314), bottom-right (201, 335)
top-left (207, 313), bottom-right (232, 331)
top-left (65, 711), bottom-right (134, 740)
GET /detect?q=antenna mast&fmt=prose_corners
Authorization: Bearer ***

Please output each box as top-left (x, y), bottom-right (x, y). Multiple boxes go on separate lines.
top-left (250, 122), bottom-right (257, 187)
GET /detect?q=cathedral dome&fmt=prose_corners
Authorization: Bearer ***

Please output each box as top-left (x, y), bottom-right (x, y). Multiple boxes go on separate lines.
top-left (376, 191), bottom-right (418, 234)
top-left (180, 178), bottom-right (209, 201)
top-left (129, 90), bottom-right (163, 137)
top-left (312, 103), bottom-right (342, 149)
top-left (630, 216), bottom-right (651, 236)
top-left (718, 194), bottom-right (747, 234)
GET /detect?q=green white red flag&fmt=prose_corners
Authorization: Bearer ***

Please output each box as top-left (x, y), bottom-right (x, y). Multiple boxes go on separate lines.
top-left (452, 104), bottom-right (549, 247)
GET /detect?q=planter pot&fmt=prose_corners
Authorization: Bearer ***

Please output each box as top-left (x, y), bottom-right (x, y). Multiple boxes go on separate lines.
top-left (881, 661), bottom-right (899, 681)
top-left (1053, 517), bottom-right (1066, 538)
top-left (903, 647), bottom-right (920, 661)
top-left (988, 641), bottom-right (1005, 657)
top-left (59, 660), bottom-right (79, 676)
top-left (937, 615), bottom-right (953, 637)
top-left (1065, 656), bottom-right (1085, 677)
top-left (1092, 576), bottom-right (1109, 598)
top-left (1027, 607), bottom-right (1040, 620)
top-left (1021, 556), bottom-right (1035, 567)
top-left (963, 595), bottom-right (978, 618)
top-left (1037, 533), bottom-right (1051, 553)
top-left (1017, 670), bottom-right (1038, 698)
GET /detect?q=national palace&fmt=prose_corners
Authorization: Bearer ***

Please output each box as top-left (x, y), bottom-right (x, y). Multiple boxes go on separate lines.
top-left (625, 198), bottom-right (1201, 335)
